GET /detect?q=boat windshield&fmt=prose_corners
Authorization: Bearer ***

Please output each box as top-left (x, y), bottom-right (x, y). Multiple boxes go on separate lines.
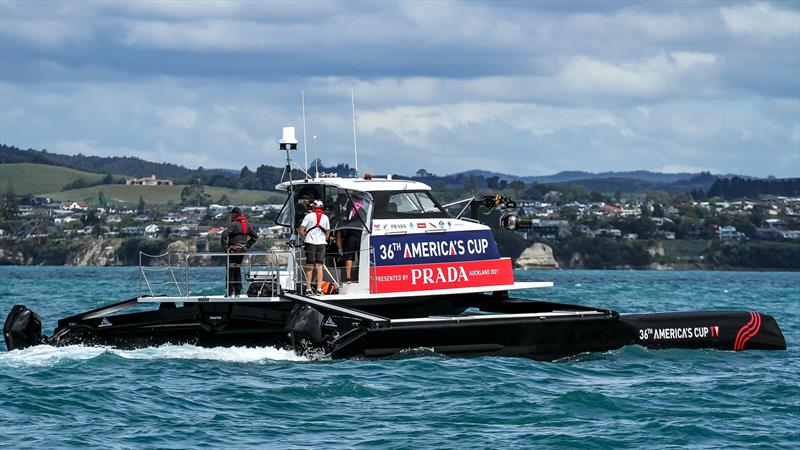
top-left (275, 185), bottom-right (373, 232)
top-left (372, 190), bottom-right (449, 219)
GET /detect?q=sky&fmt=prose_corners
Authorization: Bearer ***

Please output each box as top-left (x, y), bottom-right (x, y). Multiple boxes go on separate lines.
top-left (0, 0), bottom-right (799, 178)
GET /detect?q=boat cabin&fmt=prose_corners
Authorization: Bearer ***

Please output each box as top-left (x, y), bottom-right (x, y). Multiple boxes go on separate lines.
top-left (137, 175), bottom-right (550, 304)
top-left (271, 175), bottom-right (543, 297)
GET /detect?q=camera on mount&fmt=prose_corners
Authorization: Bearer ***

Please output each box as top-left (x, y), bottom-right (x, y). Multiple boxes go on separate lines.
top-left (500, 211), bottom-right (532, 231)
top-left (471, 195), bottom-right (532, 231)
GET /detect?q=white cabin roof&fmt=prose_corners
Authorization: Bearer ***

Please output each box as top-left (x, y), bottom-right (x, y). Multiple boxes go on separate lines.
top-left (276, 176), bottom-right (431, 192)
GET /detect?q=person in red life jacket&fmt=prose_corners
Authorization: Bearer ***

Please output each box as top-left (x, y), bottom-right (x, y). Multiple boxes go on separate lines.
top-left (297, 199), bottom-right (330, 295)
top-left (221, 206), bottom-right (258, 297)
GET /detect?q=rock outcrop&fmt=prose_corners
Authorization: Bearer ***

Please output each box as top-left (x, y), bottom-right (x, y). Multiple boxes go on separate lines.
top-left (516, 243), bottom-right (559, 268)
top-left (66, 239), bottom-right (122, 266)
top-left (0, 246), bottom-right (26, 265)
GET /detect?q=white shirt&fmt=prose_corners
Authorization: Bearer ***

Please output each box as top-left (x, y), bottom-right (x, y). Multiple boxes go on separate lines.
top-left (300, 210), bottom-right (330, 245)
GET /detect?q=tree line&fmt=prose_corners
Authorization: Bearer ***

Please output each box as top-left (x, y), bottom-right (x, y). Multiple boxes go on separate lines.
top-left (697, 177), bottom-right (800, 200)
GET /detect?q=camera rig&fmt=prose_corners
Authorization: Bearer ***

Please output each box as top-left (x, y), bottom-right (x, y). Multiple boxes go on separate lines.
top-left (444, 194), bottom-right (533, 231)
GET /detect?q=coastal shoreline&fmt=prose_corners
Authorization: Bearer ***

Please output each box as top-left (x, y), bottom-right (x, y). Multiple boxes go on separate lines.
top-left (1, 237), bottom-right (797, 272)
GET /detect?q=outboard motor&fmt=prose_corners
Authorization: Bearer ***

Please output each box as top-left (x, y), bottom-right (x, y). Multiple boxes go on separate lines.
top-left (4, 305), bottom-right (44, 351)
top-left (285, 304), bottom-right (326, 349)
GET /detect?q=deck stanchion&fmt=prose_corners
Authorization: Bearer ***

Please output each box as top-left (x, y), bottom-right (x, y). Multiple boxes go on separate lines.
top-left (370, 246), bottom-right (378, 294)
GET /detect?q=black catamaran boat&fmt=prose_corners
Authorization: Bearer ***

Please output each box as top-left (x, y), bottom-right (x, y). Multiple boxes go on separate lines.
top-left (3, 127), bottom-right (787, 360)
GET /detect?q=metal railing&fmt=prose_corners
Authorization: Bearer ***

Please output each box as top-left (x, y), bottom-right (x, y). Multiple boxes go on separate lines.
top-left (139, 249), bottom-right (303, 299)
top-left (138, 247), bottom-right (367, 298)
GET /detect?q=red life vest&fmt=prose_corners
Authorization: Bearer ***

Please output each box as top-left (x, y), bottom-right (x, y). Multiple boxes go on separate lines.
top-left (308, 208), bottom-right (327, 232)
top-left (234, 215), bottom-right (247, 235)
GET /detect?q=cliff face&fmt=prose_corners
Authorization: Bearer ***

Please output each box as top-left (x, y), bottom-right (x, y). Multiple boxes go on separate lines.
top-left (0, 238), bottom-right (124, 266)
top-left (0, 245), bottom-right (26, 265)
top-left (65, 239), bottom-right (122, 266)
top-left (516, 243), bottom-right (559, 268)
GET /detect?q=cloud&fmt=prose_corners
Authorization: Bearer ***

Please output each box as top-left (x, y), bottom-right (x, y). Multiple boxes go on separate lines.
top-left (721, 2), bottom-right (800, 38)
top-left (0, 1), bottom-right (798, 178)
top-left (0, 19), bottom-right (93, 49)
top-left (553, 52), bottom-right (717, 101)
top-left (155, 106), bottom-right (197, 130)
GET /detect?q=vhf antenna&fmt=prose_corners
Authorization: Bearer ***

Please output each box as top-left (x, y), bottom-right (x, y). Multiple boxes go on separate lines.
top-left (313, 135), bottom-right (319, 177)
top-left (351, 88), bottom-right (359, 175)
top-left (301, 90), bottom-right (309, 179)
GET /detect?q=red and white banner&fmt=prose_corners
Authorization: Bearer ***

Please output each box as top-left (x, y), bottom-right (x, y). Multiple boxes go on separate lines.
top-left (370, 258), bottom-right (514, 294)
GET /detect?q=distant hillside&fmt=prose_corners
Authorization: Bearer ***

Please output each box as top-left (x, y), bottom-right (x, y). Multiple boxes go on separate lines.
top-left (1, 144), bottom-right (293, 191)
top-left (459, 169), bottom-right (700, 184)
top-left (559, 173), bottom-right (720, 194)
top-left (0, 142), bottom-right (744, 196)
top-left (1, 144), bottom-right (224, 180)
top-left (0, 163), bottom-right (118, 195)
top-left (42, 184), bottom-right (284, 206)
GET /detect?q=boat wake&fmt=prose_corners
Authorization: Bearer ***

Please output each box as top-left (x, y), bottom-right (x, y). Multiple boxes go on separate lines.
top-left (0, 344), bottom-right (308, 368)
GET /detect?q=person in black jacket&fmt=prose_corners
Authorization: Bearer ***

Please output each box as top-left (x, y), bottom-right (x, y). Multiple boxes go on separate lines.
top-left (221, 206), bottom-right (259, 297)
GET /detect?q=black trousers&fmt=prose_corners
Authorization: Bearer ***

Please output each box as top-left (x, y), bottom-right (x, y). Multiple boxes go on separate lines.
top-left (227, 253), bottom-right (245, 296)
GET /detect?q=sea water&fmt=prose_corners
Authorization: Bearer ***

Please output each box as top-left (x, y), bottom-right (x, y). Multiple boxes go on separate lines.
top-left (1, 266), bottom-right (797, 449)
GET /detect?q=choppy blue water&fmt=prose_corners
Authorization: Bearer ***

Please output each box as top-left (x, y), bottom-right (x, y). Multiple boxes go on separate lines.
top-left (1, 267), bottom-right (798, 449)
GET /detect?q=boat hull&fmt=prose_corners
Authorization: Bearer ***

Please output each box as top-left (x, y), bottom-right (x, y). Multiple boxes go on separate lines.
top-left (323, 310), bottom-right (786, 361)
top-left (4, 296), bottom-right (787, 360)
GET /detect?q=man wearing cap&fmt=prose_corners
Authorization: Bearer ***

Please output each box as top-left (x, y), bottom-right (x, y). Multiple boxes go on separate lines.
top-left (298, 199), bottom-right (330, 295)
top-left (221, 206), bottom-right (259, 297)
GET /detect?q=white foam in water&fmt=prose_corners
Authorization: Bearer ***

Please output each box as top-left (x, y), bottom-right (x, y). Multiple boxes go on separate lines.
top-left (110, 344), bottom-right (309, 362)
top-left (0, 344), bottom-right (308, 368)
top-left (0, 345), bottom-right (107, 368)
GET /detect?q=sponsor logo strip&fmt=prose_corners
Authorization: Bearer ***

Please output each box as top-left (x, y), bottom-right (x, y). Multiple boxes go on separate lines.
top-left (370, 258), bottom-right (514, 293)
top-left (371, 230), bottom-right (501, 267)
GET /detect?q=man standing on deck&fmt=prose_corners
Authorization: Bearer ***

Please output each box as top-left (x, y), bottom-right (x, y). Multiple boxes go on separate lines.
top-left (298, 199), bottom-right (330, 295)
top-left (222, 206), bottom-right (259, 297)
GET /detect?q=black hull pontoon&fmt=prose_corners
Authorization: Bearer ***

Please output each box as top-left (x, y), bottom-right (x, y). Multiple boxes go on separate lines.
top-left (4, 293), bottom-right (786, 361)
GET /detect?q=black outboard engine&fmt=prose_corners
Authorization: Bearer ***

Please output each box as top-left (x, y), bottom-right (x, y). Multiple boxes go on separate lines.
top-left (4, 305), bottom-right (44, 351)
top-left (286, 304), bottom-right (326, 349)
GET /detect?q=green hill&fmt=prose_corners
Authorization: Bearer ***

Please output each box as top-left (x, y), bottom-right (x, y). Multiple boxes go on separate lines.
top-left (0, 163), bottom-right (113, 195)
top-left (41, 184), bottom-right (284, 206)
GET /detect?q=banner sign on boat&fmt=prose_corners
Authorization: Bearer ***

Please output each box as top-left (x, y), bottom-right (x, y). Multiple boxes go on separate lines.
top-left (370, 258), bottom-right (514, 293)
top-left (371, 230), bottom-right (500, 266)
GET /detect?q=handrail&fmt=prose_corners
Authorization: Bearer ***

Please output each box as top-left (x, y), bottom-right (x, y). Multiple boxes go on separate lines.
top-left (138, 247), bottom-right (368, 299)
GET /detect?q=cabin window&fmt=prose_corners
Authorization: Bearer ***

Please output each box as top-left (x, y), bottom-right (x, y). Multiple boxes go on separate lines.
top-left (372, 191), bottom-right (449, 219)
top-left (389, 192), bottom-right (438, 214)
top-left (326, 188), bottom-right (373, 231)
top-left (275, 184), bottom-right (372, 232)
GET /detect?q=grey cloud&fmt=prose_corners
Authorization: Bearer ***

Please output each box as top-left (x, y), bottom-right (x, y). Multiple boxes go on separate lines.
top-left (0, 0), bottom-right (798, 178)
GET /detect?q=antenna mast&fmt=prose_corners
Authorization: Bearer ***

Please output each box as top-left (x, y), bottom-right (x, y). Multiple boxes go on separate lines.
top-left (351, 88), bottom-right (359, 175)
top-left (313, 135), bottom-right (319, 177)
top-left (279, 126), bottom-right (299, 246)
top-left (301, 90), bottom-right (309, 179)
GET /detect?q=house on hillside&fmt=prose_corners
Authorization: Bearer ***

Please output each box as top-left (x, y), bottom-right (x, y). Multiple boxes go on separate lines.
top-left (61, 201), bottom-right (89, 211)
top-left (173, 224), bottom-right (199, 238)
top-left (600, 205), bottom-right (623, 216)
top-left (125, 175), bottom-right (173, 186)
top-left (54, 216), bottom-right (80, 225)
top-left (144, 224), bottom-right (160, 238)
top-left (717, 225), bottom-right (745, 240)
top-left (202, 227), bottom-right (226, 238)
top-left (597, 228), bottom-right (622, 238)
top-left (258, 225), bottom-right (286, 238)
top-left (650, 217), bottom-right (676, 227)
top-left (528, 219), bottom-right (570, 239)
top-left (122, 226), bottom-right (144, 235)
